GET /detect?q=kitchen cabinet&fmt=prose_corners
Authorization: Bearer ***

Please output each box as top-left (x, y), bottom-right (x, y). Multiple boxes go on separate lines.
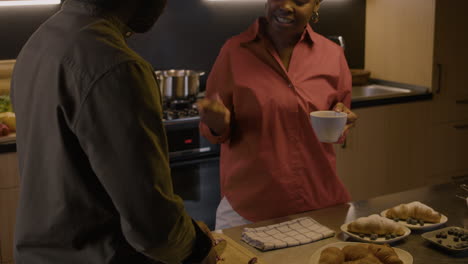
top-left (431, 0), bottom-right (468, 123)
top-left (0, 152), bottom-right (19, 264)
top-left (335, 101), bottom-right (432, 201)
top-left (341, 0), bottom-right (468, 201)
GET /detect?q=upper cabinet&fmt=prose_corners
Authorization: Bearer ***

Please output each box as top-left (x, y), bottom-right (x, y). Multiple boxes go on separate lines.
top-left (365, 0), bottom-right (436, 88)
top-left (432, 0), bottom-right (468, 123)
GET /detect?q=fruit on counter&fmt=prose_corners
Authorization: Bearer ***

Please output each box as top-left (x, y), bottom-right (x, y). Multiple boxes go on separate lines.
top-left (348, 214), bottom-right (405, 236)
top-left (0, 123), bottom-right (10, 136)
top-left (0, 111), bottom-right (15, 131)
top-left (384, 201), bottom-right (441, 223)
top-left (0, 95), bottom-right (12, 113)
top-left (319, 243), bottom-right (403, 264)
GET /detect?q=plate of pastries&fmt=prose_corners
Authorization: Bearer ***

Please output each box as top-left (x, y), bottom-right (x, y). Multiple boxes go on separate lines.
top-left (380, 201), bottom-right (447, 230)
top-left (309, 242), bottom-right (412, 264)
top-left (341, 215), bottom-right (411, 244)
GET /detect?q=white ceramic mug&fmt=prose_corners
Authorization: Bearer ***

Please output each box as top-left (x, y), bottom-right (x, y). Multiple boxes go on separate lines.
top-left (310, 111), bottom-right (347, 143)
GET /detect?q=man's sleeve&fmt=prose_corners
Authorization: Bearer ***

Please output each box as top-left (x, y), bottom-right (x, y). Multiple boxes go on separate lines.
top-left (73, 61), bottom-right (206, 264)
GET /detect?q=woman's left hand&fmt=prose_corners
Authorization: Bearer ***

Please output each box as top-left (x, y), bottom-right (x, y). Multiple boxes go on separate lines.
top-left (333, 102), bottom-right (358, 133)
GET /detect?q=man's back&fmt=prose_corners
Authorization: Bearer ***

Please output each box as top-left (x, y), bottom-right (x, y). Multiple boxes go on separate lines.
top-left (11, 1), bottom-right (182, 263)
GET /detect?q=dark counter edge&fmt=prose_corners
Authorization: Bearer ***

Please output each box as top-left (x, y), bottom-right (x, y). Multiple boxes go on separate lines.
top-left (0, 142), bottom-right (16, 154)
top-left (0, 79), bottom-right (433, 154)
top-left (351, 79), bottom-right (433, 108)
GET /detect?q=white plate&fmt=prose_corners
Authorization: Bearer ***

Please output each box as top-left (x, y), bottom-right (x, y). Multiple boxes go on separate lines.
top-left (380, 209), bottom-right (448, 230)
top-left (340, 223), bottom-right (411, 244)
top-left (308, 242), bottom-right (413, 264)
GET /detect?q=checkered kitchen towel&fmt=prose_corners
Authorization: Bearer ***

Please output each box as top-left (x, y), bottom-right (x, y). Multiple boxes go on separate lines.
top-left (241, 217), bottom-right (335, 251)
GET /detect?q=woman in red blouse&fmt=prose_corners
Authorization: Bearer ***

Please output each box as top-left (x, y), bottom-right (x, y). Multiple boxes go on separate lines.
top-left (198, 0), bottom-right (358, 230)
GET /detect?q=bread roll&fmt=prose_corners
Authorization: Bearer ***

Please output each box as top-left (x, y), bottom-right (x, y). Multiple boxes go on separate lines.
top-left (319, 247), bottom-right (345, 264)
top-left (385, 201), bottom-right (441, 223)
top-left (347, 215), bottom-right (405, 236)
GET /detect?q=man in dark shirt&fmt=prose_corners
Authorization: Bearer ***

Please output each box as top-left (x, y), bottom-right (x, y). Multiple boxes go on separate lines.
top-left (11, 0), bottom-right (215, 263)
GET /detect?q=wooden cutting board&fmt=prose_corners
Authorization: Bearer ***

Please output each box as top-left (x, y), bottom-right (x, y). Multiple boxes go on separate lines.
top-left (0, 79), bottom-right (11, 95)
top-left (0, 133), bottom-right (16, 144)
top-left (213, 233), bottom-right (267, 264)
top-left (0, 60), bottom-right (15, 79)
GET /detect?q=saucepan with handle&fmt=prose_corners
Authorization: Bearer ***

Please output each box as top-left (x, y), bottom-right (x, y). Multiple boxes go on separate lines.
top-left (154, 69), bottom-right (205, 100)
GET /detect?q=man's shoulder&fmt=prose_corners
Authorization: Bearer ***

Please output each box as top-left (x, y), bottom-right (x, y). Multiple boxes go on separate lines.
top-left (67, 19), bottom-right (148, 80)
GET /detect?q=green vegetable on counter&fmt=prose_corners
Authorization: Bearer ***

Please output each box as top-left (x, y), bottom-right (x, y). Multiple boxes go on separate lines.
top-left (0, 95), bottom-right (12, 113)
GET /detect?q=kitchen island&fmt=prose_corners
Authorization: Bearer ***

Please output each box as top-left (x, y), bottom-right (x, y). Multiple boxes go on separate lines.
top-left (220, 181), bottom-right (468, 264)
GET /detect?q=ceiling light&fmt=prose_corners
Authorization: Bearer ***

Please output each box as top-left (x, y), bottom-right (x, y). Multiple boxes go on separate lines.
top-left (0, 0), bottom-right (61, 7)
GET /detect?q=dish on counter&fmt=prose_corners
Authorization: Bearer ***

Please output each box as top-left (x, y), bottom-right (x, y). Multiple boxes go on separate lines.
top-left (421, 226), bottom-right (468, 253)
top-left (308, 242), bottom-right (413, 264)
top-left (340, 215), bottom-right (411, 244)
top-left (380, 201), bottom-right (447, 230)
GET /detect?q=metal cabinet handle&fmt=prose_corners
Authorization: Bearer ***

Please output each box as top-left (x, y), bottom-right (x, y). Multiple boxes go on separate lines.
top-left (435, 63), bottom-right (443, 94)
top-left (453, 124), bottom-right (468, 130)
top-left (456, 99), bottom-right (468, 104)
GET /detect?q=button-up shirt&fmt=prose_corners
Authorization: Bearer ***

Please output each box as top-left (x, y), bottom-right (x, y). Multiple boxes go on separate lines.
top-left (200, 18), bottom-right (352, 222)
top-left (11, 1), bottom-right (206, 263)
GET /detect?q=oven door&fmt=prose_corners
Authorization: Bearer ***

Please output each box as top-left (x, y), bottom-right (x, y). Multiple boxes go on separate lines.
top-left (164, 119), bottom-right (220, 162)
top-left (170, 156), bottom-right (220, 230)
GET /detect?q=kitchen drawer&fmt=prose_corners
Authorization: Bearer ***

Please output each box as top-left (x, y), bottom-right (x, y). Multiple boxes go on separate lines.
top-left (0, 153), bottom-right (19, 189)
top-left (426, 120), bottom-right (468, 183)
top-left (454, 97), bottom-right (468, 121)
top-left (0, 187), bottom-right (19, 263)
top-left (453, 120), bottom-right (468, 174)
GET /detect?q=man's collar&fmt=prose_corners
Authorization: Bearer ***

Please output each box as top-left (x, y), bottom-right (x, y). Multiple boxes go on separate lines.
top-left (62, 0), bottom-right (133, 38)
top-left (241, 17), bottom-right (315, 46)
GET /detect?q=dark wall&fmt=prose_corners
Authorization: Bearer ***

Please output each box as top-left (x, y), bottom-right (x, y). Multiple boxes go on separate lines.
top-left (0, 5), bottom-right (61, 60)
top-left (0, 0), bottom-right (365, 76)
top-left (315, 0), bottom-right (366, 70)
top-left (128, 0), bottom-right (366, 77)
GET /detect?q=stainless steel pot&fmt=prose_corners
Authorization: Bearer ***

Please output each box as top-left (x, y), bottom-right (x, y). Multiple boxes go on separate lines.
top-left (154, 69), bottom-right (205, 100)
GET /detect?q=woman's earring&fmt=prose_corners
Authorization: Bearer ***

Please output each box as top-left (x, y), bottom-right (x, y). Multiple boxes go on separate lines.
top-left (311, 11), bottom-right (320, 23)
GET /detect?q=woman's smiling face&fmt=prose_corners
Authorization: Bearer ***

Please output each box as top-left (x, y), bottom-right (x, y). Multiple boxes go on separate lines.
top-left (265, 0), bottom-right (320, 37)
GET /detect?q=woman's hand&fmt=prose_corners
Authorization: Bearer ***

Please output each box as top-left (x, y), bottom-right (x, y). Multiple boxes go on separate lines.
top-left (333, 102), bottom-right (358, 133)
top-left (197, 96), bottom-right (231, 135)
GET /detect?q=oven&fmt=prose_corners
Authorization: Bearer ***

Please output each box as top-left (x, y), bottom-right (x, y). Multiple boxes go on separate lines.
top-left (164, 113), bottom-right (221, 230)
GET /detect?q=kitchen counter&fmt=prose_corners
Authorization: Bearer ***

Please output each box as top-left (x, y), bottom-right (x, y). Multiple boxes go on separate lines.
top-left (351, 79), bottom-right (432, 108)
top-left (220, 181), bottom-right (468, 264)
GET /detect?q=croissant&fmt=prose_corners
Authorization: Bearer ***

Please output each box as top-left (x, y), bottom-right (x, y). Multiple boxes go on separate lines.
top-left (345, 256), bottom-right (383, 264)
top-left (385, 201), bottom-right (441, 223)
top-left (319, 247), bottom-right (345, 264)
top-left (347, 215), bottom-right (405, 236)
top-left (368, 244), bottom-right (403, 264)
top-left (342, 244), bottom-right (372, 261)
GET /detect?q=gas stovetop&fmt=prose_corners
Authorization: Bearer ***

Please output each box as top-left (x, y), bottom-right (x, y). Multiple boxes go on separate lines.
top-left (163, 99), bottom-right (200, 123)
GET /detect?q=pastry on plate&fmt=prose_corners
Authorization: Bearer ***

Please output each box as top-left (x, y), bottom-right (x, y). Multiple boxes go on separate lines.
top-left (342, 244), bottom-right (373, 261)
top-left (318, 243), bottom-right (403, 264)
top-left (347, 215), bottom-right (405, 236)
top-left (385, 201), bottom-right (441, 223)
top-left (368, 244), bottom-right (403, 264)
top-left (318, 247), bottom-right (345, 264)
